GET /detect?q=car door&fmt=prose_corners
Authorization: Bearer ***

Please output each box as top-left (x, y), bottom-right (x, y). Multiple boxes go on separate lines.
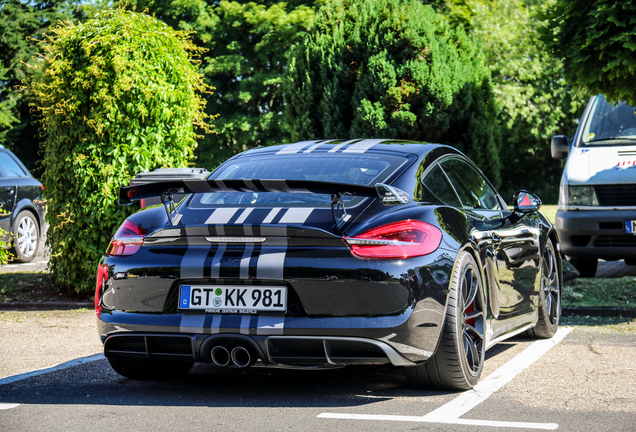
top-left (436, 158), bottom-right (539, 325)
top-left (488, 210), bottom-right (541, 323)
top-left (0, 151), bottom-right (27, 233)
top-left (0, 158), bottom-right (14, 233)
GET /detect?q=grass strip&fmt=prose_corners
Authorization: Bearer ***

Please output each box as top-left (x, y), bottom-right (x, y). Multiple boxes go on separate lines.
top-left (0, 272), bottom-right (89, 303)
top-left (563, 276), bottom-right (636, 309)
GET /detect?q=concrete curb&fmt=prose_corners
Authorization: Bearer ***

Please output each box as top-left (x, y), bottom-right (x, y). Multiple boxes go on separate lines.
top-left (562, 306), bottom-right (636, 318)
top-left (0, 301), bottom-right (93, 310)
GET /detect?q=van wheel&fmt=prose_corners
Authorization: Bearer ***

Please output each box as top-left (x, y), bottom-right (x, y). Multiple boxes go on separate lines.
top-left (569, 257), bottom-right (597, 278)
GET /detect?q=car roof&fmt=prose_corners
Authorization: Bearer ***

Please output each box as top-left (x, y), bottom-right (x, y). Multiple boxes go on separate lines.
top-left (232, 139), bottom-right (459, 159)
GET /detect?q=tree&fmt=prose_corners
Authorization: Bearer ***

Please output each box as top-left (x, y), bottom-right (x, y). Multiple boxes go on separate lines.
top-left (123, 0), bottom-right (317, 170)
top-left (284, 0), bottom-right (502, 186)
top-left (0, 0), bottom-right (74, 176)
top-left (448, 0), bottom-right (584, 202)
top-left (542, 0), bottom-right (636, 106)
top-left (197, 1), bottom-right (315, 169)
top-left (29, 8), bottom-right (211, 292)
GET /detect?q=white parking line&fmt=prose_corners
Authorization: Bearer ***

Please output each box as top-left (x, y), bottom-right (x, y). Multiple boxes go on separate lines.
top-left (0, 353), bottom-right (104, 386)
top-left (319, 327), bottom-right (572, 430)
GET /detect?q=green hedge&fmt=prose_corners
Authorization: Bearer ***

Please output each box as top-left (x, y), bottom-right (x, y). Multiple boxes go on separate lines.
top-left (0, 227), bottom-right (12, 265)
top-left (29, 8), bottom-right (211, 292)
top-left (284, 0), bottom-right (501, 186)
top-left (543, 0), bottom-right (636, 106)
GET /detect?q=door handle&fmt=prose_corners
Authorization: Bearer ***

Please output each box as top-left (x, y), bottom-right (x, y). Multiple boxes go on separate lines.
top-left (4, 187), bottom-right (14, 194)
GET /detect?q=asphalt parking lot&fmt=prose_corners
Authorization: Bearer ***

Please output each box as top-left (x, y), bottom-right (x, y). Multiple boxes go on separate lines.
top-left (0, 318), bottom-right (634, 431)
top-left (1, 251), bottom-right (635, 431)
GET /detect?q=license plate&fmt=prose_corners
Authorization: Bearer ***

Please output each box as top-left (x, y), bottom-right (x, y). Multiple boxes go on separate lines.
top-left (179, 285), bottom-right (287, 313)
top-left (626, 221), bottom-right (636, 235)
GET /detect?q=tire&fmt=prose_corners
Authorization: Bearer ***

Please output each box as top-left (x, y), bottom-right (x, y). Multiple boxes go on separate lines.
top-left (624, 258), bottom-right (636, 266)
top-left (405, 251), bottom-right (485, 390)
top-left (107, 357), bottom-right (194, 380)
top-left (11, 211), bottom-right (39, 263)
top-left (569, 257), bottom-right (597, 278)
top-left (526, 239), bottom-right (561, 339)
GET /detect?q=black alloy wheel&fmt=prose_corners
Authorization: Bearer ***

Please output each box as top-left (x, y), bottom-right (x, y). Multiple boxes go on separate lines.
top-left (459, 258), bottom-right (486, 377)
top-left (406, 251), bottom-right (485, 390)
top-left (526, 239), bottom-right (561, 339)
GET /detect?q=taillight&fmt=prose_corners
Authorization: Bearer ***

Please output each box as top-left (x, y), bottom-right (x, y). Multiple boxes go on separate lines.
top-left (344, 220), bottom-right (442, 259)
top-left (106, 220), bottom-right (148, 256)
top-left (95, 263), bottom-right (109, 314)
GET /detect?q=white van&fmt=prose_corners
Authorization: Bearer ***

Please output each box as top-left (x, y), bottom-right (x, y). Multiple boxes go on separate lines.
top-left (552, 94), bottom-right (636, 277)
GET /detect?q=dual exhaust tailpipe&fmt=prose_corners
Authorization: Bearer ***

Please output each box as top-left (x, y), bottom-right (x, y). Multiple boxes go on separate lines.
top-left (211, 345), bottom-right (255, 368)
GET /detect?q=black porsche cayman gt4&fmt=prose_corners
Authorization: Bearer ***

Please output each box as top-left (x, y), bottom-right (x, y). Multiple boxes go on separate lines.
top-left (96, 139), bottom-right (562, 390)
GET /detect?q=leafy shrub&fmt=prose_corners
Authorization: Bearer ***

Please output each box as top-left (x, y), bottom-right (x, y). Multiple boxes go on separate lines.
top-left (0, 227), bottom-right (13, 265)
top-left (29, 8), bottom-right (211, 293)
top-left (452, 0), bottom-right (584, 203)
top-left (194, 0), bottom-right (316, 169)
top-left (542, 0), bottom-right (636, 106)
top-left (284, 0), bottom-right (501, 186)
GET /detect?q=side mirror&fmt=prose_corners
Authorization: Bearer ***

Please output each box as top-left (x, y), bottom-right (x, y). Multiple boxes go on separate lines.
top-left (513, 191), bottom-right (542, 214)
top-left (551, 135), bottom-right (569, 160)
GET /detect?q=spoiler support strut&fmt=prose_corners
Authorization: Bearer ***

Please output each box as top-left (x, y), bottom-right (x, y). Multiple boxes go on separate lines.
top-left (161, 191), bottom-right (182, 226)
top-left (330, 193), bottom-right (350, 230)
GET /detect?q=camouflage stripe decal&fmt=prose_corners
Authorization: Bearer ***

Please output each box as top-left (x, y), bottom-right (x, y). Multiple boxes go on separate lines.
top-left (276, 140), bottom-right (321, 155)
top-left (180, 226), bottom-right (210, 279)
top-left (256, 315), bottom-right (285, 335)
top-left (204, 207), bottom-right (239, 224)
top-left (209, 244), bottom-right (227, 279)
top-left (342, 138), bottom-right (386, 153)
top-left (262, 207), bottom-right (282, 224)
top-left (328, 139), bottom-right (359, 153)
top-left (180, 313), bottom-right (206, 334)
top-left (279, 208), bottom-right (314, 224)
top-left (234, 208), bottom-right (254, 224)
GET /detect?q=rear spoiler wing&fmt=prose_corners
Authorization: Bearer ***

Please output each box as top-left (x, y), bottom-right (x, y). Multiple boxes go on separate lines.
top-left (119, 179), bottom-right (409, 228)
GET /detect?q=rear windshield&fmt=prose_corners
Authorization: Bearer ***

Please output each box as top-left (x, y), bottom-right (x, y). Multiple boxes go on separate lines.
top-left (190, 154), bottom-right (407, 207)
top-left (581, 95), bottom-right (636, 146)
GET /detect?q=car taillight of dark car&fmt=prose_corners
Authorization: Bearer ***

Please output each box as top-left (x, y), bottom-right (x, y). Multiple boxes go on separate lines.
top-left (106, 220), bottom-right (148, 256)
top-left (344, 220), bottom-right (442, 259)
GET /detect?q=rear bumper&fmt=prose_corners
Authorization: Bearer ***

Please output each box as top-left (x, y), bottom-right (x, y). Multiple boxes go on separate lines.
top-left (97, 242), bottom-right (456, 364)
top-left (101, 332), bottom-right (417, 367)
top-left (555, 209), bottom-right (636, 259)
top-left (97, 296), bottom-right (444, 365)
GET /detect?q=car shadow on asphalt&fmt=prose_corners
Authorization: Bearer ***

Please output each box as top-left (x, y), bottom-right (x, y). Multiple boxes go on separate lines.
top-left (0, 336), bottom-right (546, 409)
top-left (0, 357), bottom-right (475, 408)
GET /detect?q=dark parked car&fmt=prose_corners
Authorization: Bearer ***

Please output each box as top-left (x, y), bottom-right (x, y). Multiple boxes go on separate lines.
top-left (96, 139), bottom-right (562, 390)
top-left (0, 145), bottom-right (46, 262)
